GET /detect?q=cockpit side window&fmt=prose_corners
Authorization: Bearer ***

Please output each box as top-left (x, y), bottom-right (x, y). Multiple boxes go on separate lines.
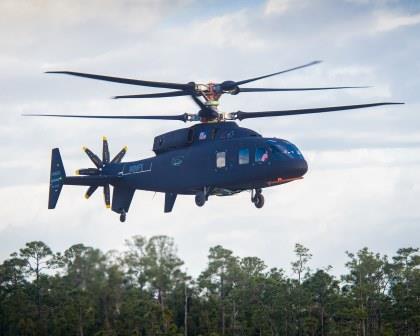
top-left (267, 140), bottom-right (303, 158)
top-left (255, 147), bottom-right (269, 162)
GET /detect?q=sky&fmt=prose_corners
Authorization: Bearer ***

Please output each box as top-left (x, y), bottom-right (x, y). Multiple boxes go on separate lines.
top-left (0, 0), bottom-right (419, 278)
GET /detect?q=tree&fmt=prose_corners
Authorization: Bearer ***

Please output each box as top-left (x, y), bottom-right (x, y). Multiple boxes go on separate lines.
top-left (388, 247), bottom-right (420, 335)
top-left (303, 269), bottom-right (340, 336)
top-left (19, 241), bottom-right (53, 333)
top-left (198, 245), bottom-right (240, 336)
top-left (291, 243), bottom-right (312, 284)
top-left (342, 248), bottom-right (389, 336)
top-left (125, 235), bottom-right (185, 334)
top-left (0, 236), bottom-right (419, 336)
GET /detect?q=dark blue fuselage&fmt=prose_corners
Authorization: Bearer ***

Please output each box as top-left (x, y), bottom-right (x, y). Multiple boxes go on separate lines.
top-left (103, 122), bottom-right (308, 195)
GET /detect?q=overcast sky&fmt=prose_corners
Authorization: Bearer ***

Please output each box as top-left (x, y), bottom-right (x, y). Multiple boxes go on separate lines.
top-left (1, 0), bottom-right (419, 277)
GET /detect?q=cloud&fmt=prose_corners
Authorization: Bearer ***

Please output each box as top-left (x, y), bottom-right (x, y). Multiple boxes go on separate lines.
top-left (180, 10), bottom-right (267, 51)
top-left (373, 11), bottom-right (420, 32)
top-left (264, 0), bottom-right (309, 15)
top-left (0, 0), bottom-right (419, 277)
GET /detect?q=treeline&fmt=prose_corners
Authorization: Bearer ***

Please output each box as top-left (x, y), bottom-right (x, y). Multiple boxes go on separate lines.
top-left (0, 236), bottom-right (418, 336)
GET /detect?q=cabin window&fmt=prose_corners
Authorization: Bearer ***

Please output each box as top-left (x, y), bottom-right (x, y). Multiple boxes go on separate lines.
top-left (238, 148), bottom-right (249, 165)
top-left (216, 151), bottom-right (226, 168)
top-left (255, 147), bottom-right (269, 162)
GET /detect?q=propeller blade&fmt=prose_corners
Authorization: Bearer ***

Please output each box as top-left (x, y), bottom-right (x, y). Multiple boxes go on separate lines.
top-left (232, 102), bottom-right (404, 121)
top-left (76, 168), bottom-right (100, 176)
top-left (238, 86), bottom-right (369, 93)
top-left (46, 71), bottom-right (191, 91)
top-left (23, 113), bottom-right (193, 122)
top-left (235, 61), bottom-right (322, 86)
top-left (103, 184), bottom-right (111, 209)
top-left (111, 146), bottom-right (128, 164)
top-left (102, 136), bottom-right (110, 164)
top-left (83, 147), bottom-right (102, 168)
top-left (113, 91), bottom-right (191, 99)
top-left (84, 185), bottom-right (98, 199)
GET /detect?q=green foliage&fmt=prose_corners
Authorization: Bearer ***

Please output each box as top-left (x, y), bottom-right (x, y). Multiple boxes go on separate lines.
top-left (0, 237), bottom-right (418, 336)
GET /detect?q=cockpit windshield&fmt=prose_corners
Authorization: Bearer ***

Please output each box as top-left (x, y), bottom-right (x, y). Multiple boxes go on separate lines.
top-left (267, 139), bottom-right (303, 159)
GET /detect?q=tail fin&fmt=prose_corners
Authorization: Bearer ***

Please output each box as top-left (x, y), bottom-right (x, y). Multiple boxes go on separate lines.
top-left (49, 148), bottom-right (66, 209)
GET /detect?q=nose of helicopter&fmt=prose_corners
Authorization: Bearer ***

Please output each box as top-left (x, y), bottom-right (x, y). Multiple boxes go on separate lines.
top-left (295, 158), bottom-right (308, 177)
top-left (278, 158), bottom-right (308, 178)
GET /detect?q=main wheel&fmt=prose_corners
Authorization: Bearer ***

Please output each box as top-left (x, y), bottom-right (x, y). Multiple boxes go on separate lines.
top-left (253, 193), bottom-right (265, 209)
top-left (195, 191), bottom-right (206, 207)
top-left (120, 211), bottom-right (126, 222)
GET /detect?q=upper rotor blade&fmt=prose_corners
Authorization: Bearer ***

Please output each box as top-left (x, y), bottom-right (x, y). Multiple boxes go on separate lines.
top-left (23, 113), bottom-right (192, 122)
top-left (233, 102), bottom-right (404, 121)
top-left (113, 91), bottom-right (192, 99)
top-left (239, 86), bottom-right (369, 93)
top-left (46, 71), bottom-right (191, 91)
top-left (235, 60), bottom-right (322, 86)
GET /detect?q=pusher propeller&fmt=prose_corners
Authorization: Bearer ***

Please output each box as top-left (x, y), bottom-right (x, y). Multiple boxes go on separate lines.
top-left (76, 137), bottom-right (127, 208)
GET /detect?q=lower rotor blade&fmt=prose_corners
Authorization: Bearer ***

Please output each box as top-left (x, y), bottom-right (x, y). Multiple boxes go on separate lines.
top-left (233, 102), bottom-right (404, 120)
top-left (102, 136), bottom-right (110, 164)
top-left (83, 147), bottom-right (103, 168)
top-left (85, 185), bottom-right (98, 199)
top-left (23, 113), bottom-right (192, 122)
top-left (104, 184), bottom-right (111, 209)
top-left (76, 168), bottom-right (100, 176)
top-left (113, 91), bottom-right (191, 99)
top-left (239, 86), bottom-right (369, 93)
top-left (111, 146), bottom-right (127, 164)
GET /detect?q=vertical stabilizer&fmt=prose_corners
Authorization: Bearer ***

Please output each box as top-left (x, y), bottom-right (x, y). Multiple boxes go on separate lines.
top-left (49, 148), bottom-right (66, 209)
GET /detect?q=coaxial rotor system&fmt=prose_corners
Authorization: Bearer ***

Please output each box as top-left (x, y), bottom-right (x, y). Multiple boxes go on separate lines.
top-left (25, 61), bottom-right (403, 122)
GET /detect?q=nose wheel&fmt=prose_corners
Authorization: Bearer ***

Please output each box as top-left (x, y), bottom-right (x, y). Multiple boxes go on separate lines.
top-left (252, 189), bottom-right (264, 209)
top-left (195, 191), bottom-right (206, 207)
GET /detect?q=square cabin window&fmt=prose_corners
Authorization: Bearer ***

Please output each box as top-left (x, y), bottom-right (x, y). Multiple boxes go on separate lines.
top-left (216, 151), bottom-right (226, 168)
top-left (255, 147), bottom-right (269, 162)
top-left (239, 148), bottom-right (249, 165)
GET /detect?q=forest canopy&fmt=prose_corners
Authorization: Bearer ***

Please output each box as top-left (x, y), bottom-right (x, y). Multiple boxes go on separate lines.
top-left (0, 235), bottom-right (418, 336)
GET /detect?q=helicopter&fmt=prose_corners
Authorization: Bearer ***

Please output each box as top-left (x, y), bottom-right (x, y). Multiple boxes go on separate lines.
top-left (25, 60), bottom-right (403, 222)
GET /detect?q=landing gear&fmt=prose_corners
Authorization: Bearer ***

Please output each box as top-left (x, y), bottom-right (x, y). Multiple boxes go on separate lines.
top-left (195, 187), bottom-right (210, 207)
top-left (252, 189), bottom-right (264, 209)
top-left (119, 210), bottom-right (126, 222)
top-left (195, 191), bottom-right (206, 207)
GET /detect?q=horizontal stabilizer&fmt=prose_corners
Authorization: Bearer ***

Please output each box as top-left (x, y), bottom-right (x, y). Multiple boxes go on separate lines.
top-left (64, 175), bottom-right (112, 187)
